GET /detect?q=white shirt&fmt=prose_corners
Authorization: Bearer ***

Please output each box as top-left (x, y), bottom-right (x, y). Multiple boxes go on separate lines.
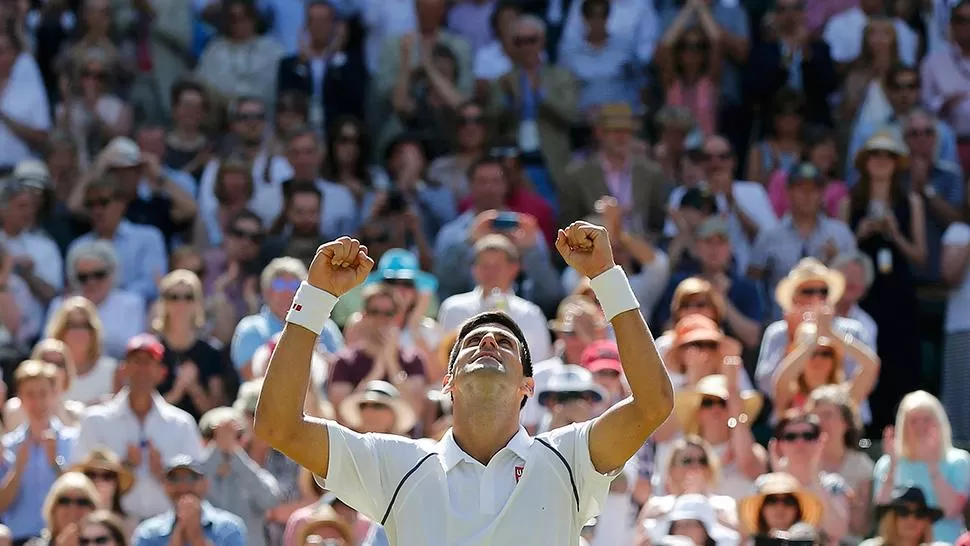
top-left (0, 229), bottom-right (63, 292)
top-left (319, 420), bottom-right (615, 546)
top-left (438, 287), bottom-right (553, 362)
top-left (361, 0), bottom-right (417, 74)
top-left (472, 41), bottom-right (513, 81)
top-left (72, 389), bottom-right (204, 520)
top-left (49, 290), bottom-right (146, 360)
top-left (198, 153), bottom-right (290, 229)
top-left (823, 8), bottom-right (919, 65)
top-left (64, 356), bottom-right (118, 406)
top-left (0, 54), bottom-right (51, 167)
top-left (553, 0), bottom-right (658, 64)
top-left (943, 222), bottom-right (970, 332)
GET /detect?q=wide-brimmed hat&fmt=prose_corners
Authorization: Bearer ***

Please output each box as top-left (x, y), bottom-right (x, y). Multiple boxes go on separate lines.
top-left (339, 380), bottom-right (417, 434)
top-left (674, 374), bottom-right (763, 435)
top-left (71, 447), bottom-right (134, 494)
top-left (657, 494), bottom-right (740, 544)
top-left (875, 486), bottom-right (944, 523)
top-left (366, 248), bottom-right (438, 293)
top-left (671, 315), bottom-right (724, 348)
top-left (854, 131), bottom-right (908, 172)
top-left (739, 473), bottom-right (824, 534)
top-left (596, 102), bottom-right (637, 131)
top-left (536, 365), bottom-right (608, 405)
top-left (774, 258), bottom-right (846, 311)
top-left (670, 278), bottom-right (726, 321)
top-left (102, 137), bottom-right (144, 169)
top-left (548, 297), bottom-right (606, 334)
top-left (297, 504), bottom-right (355, 545)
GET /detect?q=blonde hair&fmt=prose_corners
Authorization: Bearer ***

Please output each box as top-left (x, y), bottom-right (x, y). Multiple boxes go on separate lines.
top-left (152, 269), bottom-right (205, 332)
top-left (664, 435), bottom-right (722, 494)
top-left (260, 257), bottom-right (307, 293)
top-left (42, 472), bottom-right (102, 536)
top-left (895, 390), bottom-right (952, 460)
top-left (670, 277), bottom-right (726, 326)
top-left (13, 360), bottom-right (60, 388)
top-left (44, 297), bottom-right (104, 365)
top-left (30, 339), bottom-right (77, 393)
top-left (875, 507), bottom-right (934, 545)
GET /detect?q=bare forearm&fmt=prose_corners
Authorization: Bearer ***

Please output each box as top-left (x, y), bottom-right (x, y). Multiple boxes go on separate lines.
top-left (930, 467), bottom-right (966, 515)
top-left (254, 325), bottom-right (318, 439)
top-left (613, 310), bottom-right (673, 426)
top-left (722, 301), bottom-right (760, 348)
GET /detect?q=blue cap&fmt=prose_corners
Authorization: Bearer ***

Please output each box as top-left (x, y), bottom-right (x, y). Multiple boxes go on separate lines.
top-left (367, 249), bottom-right (438, 293)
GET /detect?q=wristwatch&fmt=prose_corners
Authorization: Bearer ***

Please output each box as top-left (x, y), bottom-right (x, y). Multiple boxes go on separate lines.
top-left (923, 185), bottom-right (937, 200)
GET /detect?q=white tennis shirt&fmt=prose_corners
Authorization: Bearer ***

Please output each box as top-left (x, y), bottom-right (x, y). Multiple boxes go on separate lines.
top-left (318, 420), bottom-right (617, 545)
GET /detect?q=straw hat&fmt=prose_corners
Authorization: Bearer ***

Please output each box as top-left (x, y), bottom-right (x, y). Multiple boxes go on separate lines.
top-left (739, 473), bottom-right (824, 534)
top-left (296, 504), bottom-right (355, 545)
top-left (774, 258), bottom-right (846, 312)
top-left (673, 374), bottom-right (763, 435)
top-left (70, 447), bottom-right (135, 495)
top-left (854, 131), bottom-right (908, 172)
top-left (339, 380), bottom-right (418, 434)
top-left (596, 103), bottom-right (637, 131)
top-left (671, 278), bottom-right (725, 322)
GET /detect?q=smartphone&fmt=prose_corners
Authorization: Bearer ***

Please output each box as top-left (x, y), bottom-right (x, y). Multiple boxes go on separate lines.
top-left (385, 189), bottom-right (408, 215)
top-left (492, 212), bottom-right (520, 231)
top-left (867, 200), bottom-right (887, 219)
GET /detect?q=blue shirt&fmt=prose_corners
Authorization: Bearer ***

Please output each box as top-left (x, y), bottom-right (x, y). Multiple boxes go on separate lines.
top-left (559, 35), bottom-right (643, 113)
top-left (67, 220), bottom-right (168, 301)
top-left (653, 271), bottom-right (764, 331)
top-left (0, 420), bottom-right (78, 539)
top-left (230, 307), bottom-right (344, 371)
top-left (132, 501), bottom-right (246, 546)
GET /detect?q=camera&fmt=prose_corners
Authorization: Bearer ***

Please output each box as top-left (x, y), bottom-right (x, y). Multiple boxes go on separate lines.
top-left (385, 189), bottom-right (408, 215)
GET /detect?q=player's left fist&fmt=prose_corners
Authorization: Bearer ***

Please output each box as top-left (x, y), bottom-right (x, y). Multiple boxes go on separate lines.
top-left (555, 221), bottom-right (616, 279)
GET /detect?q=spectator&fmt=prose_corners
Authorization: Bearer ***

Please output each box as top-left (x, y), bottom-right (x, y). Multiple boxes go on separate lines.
top-left (839, 18), bottom-right (899, 128)
top-left (941, 216), bottom-right (970, 443)
top-left (765, 127), bottom-right (848, 219)
top-left (28, 472), bottom-right (101, 546)
top-left (323, 116), bottom-right (391, 212)
top-left (73, 334), bottom-right (204, 521)
top-left (555, 0), bottom-right (657, 72)
top-left (3, 340), bottom-right (86, 431)
top-left (652, 106), bottom-right (697, 185)
top-left (658, 314), bottom-right (745, 393)
top-left (426, 101), bottom-right (488, 199)
top-left (533, 365), bottom-right (605, 434)
top-left (293, 504), bottom-right (355, 546)
top-left (862, 486), bottom-right (942, 546)
top-left (195, 157), bottom-right (256, 248)
top-left (131, 455), bottom-right (246, 546)
top-left (198, 407), bottom-right (280, 546)
top-left (645, 494), bottom-right (740, 546)
top-left (337, 380), bottom-right (419, 435)
top-left (823, 0), bottom-right (918, 66)
top-left (0, 27), bottom-right (51, 170)
top-left (43, 298), bottom-right (117, 406)
top-left (0, 180), bottom-right (63, 308)
top-left (70, 449), bottom-right (136, 536)
top-left (737, 472), bottom-right (824, 539)
top-left (76, 511), bottom-right (130, 546)
top-left (262, 182), bottom-right (329, 268)
top-left (204, 209), bottom-right (265, 343)
top-left (921, 0), bottom-right (970, 170)
top-left (162, 81), bottom-right (211, 181)
top-left (0, 244), bottom-right (41, 354)
top-left (471, 1), bottom-right (522, 85)
top-left (830, 252), bottom-right (879, 344)
top-left (746, 89), bottom-right (805, 186)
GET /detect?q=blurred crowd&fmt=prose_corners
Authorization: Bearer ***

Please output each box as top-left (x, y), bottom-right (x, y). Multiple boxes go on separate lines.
top-left (1, 0), bottom-right (970, 544)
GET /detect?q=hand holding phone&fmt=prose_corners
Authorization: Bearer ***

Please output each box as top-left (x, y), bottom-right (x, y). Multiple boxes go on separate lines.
top-left (491, 212), bottom-right (520, 231)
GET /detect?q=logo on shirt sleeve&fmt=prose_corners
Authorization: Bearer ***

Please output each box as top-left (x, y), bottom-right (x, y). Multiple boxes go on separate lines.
top-left (514, 465), bottom-right (524, 483)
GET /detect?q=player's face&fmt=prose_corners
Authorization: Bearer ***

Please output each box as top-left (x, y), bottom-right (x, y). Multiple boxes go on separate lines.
top-left (445, 323), bottom-right (533, 402)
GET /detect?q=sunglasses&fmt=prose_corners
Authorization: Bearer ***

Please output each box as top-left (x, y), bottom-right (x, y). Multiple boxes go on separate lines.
top-left (556, 392), bottom-right (595, 404)
top-left (383, 278), bottom-right (415, 288)
top-left (163, 292), bottom-right (195, 302)
top-left (235, 111), bottom-right (265, 122)
top-left (80, 536), bottom-right (112, 546)
top-left (77, 270), bottom-right (109, 284)
top-left (868, 150), bottom-right (895, 159)
top-left (704, 152), bottom-right (732, 161)
top-left (679, 455), bottom-right (709, 466)
top-left (764, 494), bottom-right (799, 507)
top-left (684, 340), bottom-right (719, 351)
top-left (514, 35), bottom-right (540, 46)
top-left (56, 496), bottom-right (95, 508)
top-left (811, 349), bottom-right (835, 359)
top-left (796, 287), bottom-right (828, 298)
top-left (81, 70), bottom-right (106, 81)
top-left (700, 396), bottom-right (727, 409)
top-left (894, 506), bottom-right (932, 519)
top-left (459, 115), bottom-right (484, 126)
top-left (892, 81), bottom-right (919, 91)
top-left (365, 307), bottom-right (396, 318)
top-left (84, 470), bottom-right (117, 482)
top-left (906, 128), bottom-right (934, 138)
top-left (229, 226), bottom-right (263, 243)
top-left (67, 321), bottom-right (92, 330)
top-left (271, 278), bottom-right (301, 292)
top-left (84, 197), bottom-right (113, 210)
top-left (779, 429), bottom-right (821, 443)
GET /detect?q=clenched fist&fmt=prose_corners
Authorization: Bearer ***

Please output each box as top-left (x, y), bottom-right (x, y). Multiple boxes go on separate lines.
top-left (308, 237), bottom-right (375, 297)
top-left (555, 222), bottom-right (616, 280)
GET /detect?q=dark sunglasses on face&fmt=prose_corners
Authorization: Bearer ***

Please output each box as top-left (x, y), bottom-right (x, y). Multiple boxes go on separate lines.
top-left (84, 197), bottom-right (113, 210)
top-left (763, 494), bottom-right (799, 507)
top-left (514, 35), bottom-right (540, 47)
top-left (680, 299), bottom-right (711, 310)
top-left (811, 349), bottom-right (835, 359)
top-left (359, 401), bottom-right (390, 411)
top-left (235, 111), bottom-right (265, 122)
top-left (229, 226), bottom-right (263, 243)
top-left (556, 392), bottom-right (594, 404)
top-left (797, 287), bottom-right (828, 298)
top-left (700, 396), bottom-right (727, 409)
top-left (892, 81), bottom-right (919, 91)
top-left (894, 506), bottom-right (931, 519)
top-left (56, 496), bottom-right (95, 508)
top-left (685, 340), bottom-right (719, 351)
top-left (271, 278), bottom-right (301, 292)
top-left (365, 307), bottom-right (396, 318)
top-left (680, 455), bottom-right (709, 466)
top-left (163, 292), bottom-right (195, 302)
top-left (77, 270), bottom-right (109, 284)
top-left (704, 151), bottom-right (732, 161)
top-left (459, 115), bottom-right (485, 126)
top-left (84, 470), bottom-right (117, 482)
top-left (79, 536), bottom-right (112, 546)
top-left (383, 278), bottom-right (415, 288)
top-left (906, 128), bottom-right (934, 138)
top-left (779, 429), bottom-right (821, 443)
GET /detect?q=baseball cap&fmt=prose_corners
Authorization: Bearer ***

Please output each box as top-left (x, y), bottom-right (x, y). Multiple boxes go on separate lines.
top-left (695, 216), bottom-right (730, 240)
top-left (13, 159), bottom-right (51, 190)
top-left (787, 162), bottom-right (824, 186)
top-left (580, 340), bottom-right (622, 374)
top-left (366, 248), bottom-right (438, 293)
top-left (103, 137), bottom-right (143, 169)
top-left (680, 186), bottom-right (718, 214)
top-left (125, 333), bottom-right (165, 360)
top-left (165, 454), bottom-right (203, 476)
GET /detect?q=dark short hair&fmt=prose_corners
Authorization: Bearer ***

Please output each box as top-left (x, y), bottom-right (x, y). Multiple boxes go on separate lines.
top-left (447, 312), bottom-right (533, 408)
top-left (170, 80), bottom-right (207, 111)
top-left (467, 155), bottom-right (506, 183)
top-left (887, 63), bottom-right (919, 88)
top-left (581, 0), bottom-right (610, 19)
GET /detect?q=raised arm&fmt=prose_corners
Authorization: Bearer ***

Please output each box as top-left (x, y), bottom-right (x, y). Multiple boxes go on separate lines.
top-left (555, 222), bottom-right (674, 475)
top-left (253, 238), bottom-right (374, 478)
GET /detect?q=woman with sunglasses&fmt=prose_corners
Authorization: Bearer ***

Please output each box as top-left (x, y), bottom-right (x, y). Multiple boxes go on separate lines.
top-left (42, 297), bottom-right (118, 405)
top-left (193, 156), bottom-right (255, 248)
top-left (840, 18), bottom-right (900, 130)
top-left (324, 116), bottom-right (391, 212)
top-left (862, 487), bottom-right (943, 546)
top-left (769, 412), bottom-right (851, 543)
top-left (1, 339), bottom-right (85, 431)
top-left (70, 449), bottom-right (135, 537)
top-left (772, 317), bottom-right (879, 418)
top-left (738, 472), bottom-right (823, 540)
top-left (746, 89), bottom-right (805, 186)
top-left (806, 386), bottom-right (875, 542)
top-left (152, 269), bottom-right (225, 421)
top-left (28, 473), bottom-right (102, 546)
top-left (874, 391), bottom-right (969, 543)
top-left (656, 4), bottom-right (722, 136)
top-left (840, 132), bottom-right (925, 432)
top-left (76, 511), bottom-right (128, 546)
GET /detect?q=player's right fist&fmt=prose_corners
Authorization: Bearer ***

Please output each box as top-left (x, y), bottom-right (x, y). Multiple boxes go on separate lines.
top-left (308, 237), bottom-right (375, 297)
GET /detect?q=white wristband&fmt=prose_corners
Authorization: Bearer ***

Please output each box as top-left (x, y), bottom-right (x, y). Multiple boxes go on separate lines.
top-left (589, 266), bottom-right (640, 322)
top-left (285, 282), bottom-right (338, 334)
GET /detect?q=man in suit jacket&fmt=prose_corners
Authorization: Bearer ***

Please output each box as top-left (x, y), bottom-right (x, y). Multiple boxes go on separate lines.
top-left (558, 103), bottom-right (670, 236)
top-left (276, 0), bottom-right (367, 130)
top-left (488, 14), bottom-right (578, 210)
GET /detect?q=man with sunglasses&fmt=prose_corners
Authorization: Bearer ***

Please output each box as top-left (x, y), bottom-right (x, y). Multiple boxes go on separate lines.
top-left (131, 455), bottom-right (245, 546)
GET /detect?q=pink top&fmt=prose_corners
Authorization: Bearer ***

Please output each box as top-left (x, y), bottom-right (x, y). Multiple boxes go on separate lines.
top-left (766, 168), bottom-right (849, 218)
top-left (666, 76), bottom-right (717, 136)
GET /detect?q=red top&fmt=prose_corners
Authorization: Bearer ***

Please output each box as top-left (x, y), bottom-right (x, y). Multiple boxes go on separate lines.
top-left (459, 187), bottom-right (557, 246)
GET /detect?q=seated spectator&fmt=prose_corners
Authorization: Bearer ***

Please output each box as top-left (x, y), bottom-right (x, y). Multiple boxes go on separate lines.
top-left (73, 334), bottom-right (204, 521)
top-left (249, 337), bottom-right (330, 418)
top-left (1, 340), bottom-right (86, 430)
top-left (874, 391), bottom-right (970, 543)
top-left (861, 486), bottom-right (943, 546)
top-left (0, 179), bottom-right (63, 311)
top-left (437, 234), bottom-right (553, 361)
top-left (746, 89), bottom-right (805, 186)
top-left (262, 182), bottom-right (329, 268)
top-left (0, 361), bottom-right (80, 544)
top-left (76, 511), bottom-right (129, 546)
top-left (823, 0), bottom-right (918, 67)
top-left (284, 493), bottom-right (380, 546)
top-left (338, 380), bottom-right (419, 436)
top-left (656, 4), bottom-right (721, 136)
top-left (294, 504), bottom-right (355, 546)
top-left (198, 407), bottom-right (280, 546)
top-left (323, 116), bottom-right (392, 213)
top-left (647, 494), bottom-right (740, 546)
top-left (738, 473), bottom-right (824, 540)
top-left (194, 157), bottom-right (256, 249)
top-left (663, 185), bottom-right (720, 272)
top-left (153, 270), bottom-right (226, 421)
top-left (658, 314), bottom-right (745, 391)
top-left (204, 210), bottom-right (266, 344)
top-left (581, 340), bottom-right (629, 415)
top-left (329, 284), bottom-right (427, 413)
top-left (131, 455), bottom-right (246, 546)
top-left (51, 242), bottom-right (145, 360)
top-left (533, 365), bottom-right (605, 435)
top-left (653, 107), bottom-right (697, 184)
top-left (830, 252), bottom-right (879, 345)
top-left (163, 81), bottom-right (212, 182)
top-left (70, 449), bottom-right (136, 536)
top-left (806, 386), bottom-right (875, 541)
top-left (766, 128), bottom-right (848, 220)
top-left (43, 297), bottom-right (118, 405)
top-left (770, 412), bottom-right (851, 542)
top-left (426, 101), bottom-right (488, 200)
top-left (28, 472), bottom-right (101, 546)
top-left (471, 1), bottom-right (521, 85)
top-left (0, 27), bottom-right (51, 170)
top-left (772, 317), bottom-right (880, 418)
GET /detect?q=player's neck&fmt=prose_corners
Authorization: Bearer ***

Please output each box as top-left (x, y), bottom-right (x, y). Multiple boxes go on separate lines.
top-left (451, 408), bottom-right (521, 465)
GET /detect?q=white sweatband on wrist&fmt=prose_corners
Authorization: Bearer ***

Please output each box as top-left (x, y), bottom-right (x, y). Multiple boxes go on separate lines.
top-left (285, 282), bottom-right (338, 333)
top-left (589, 266), bottom-right (640, 322)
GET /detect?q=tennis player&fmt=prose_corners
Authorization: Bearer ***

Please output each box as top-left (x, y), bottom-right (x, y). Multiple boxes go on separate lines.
top-left (254, 222), bottom-right (673, 545)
